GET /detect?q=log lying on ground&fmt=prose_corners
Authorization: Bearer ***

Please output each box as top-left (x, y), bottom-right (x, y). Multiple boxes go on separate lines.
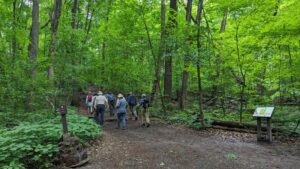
top-left (211, 119), bottom-right (286, 133)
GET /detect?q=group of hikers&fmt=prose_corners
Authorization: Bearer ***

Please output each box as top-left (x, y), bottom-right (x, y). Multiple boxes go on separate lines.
top-left (85, 91), bottom-right (150, 129)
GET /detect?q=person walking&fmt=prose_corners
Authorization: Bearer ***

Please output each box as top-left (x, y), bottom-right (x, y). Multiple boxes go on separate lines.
top-left (106, 92), bottom-right (115, 116)
top-left (139, 94), bottom-right (150, 127)
top-left (93, 91), bottom-right (108, 126)
top-left (127, 92), bottom-right (138, 120)
top-left (116, 93), bottom-right (127, 129)
top-left (85, 91), bottom-right (93, 114)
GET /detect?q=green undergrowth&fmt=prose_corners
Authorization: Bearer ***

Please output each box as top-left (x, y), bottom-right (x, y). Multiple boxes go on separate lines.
top-left (150, 104), bottom-right (300, 135)
top-left (150, 105), bottom-right (212, 130)
top-left (0, 107), bottom-right (101, 169)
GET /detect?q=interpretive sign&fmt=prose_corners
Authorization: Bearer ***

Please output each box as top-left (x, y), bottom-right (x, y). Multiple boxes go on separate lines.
top-left (253, 106), bottom-right (274, 142)
top-left (253, 106), bottom-right (274, 118)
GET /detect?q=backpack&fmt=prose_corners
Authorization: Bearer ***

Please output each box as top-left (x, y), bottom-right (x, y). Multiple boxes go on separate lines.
top-left (87, 95), bottom-right (92, 102)
top-left (129, 96), bottom-right (137, 105)
top-left (141, 98), bottom-right (149, 108)
top-left (107, 94), bottom-right (114, 102)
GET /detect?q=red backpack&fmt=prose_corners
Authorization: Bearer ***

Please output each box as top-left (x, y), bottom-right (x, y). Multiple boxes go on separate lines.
top-left (87, 95), bottom-right (92, 102)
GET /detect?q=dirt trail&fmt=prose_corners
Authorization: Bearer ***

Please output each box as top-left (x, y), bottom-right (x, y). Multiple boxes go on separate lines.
top-left (77, 100), bottom-right (300, 169)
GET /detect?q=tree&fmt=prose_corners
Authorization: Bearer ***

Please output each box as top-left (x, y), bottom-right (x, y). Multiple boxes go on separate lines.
top-left (48, 0), bottom-right (62, 80)
top-left (196, 0), bottom-right (204, 126)
top-left (28, 0), bottom-right (39, 78)
top-left (164, 0), bottom-right (177, 100)
top-left (71, 0), bottom-right (78, 29)
top-left (179, 0), bottom-right (193, 108)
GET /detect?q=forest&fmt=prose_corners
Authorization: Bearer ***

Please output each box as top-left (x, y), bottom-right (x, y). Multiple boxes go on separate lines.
top-left (0, 0), bottom-right (299, 168)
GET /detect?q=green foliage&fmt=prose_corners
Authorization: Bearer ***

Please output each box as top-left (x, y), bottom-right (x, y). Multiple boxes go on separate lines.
top-left (0, 111), bottom-right (101, 168)
top-left (224, 152), bottom-right (238, 160)
top-left (205, 110), bottom-right (254, 123)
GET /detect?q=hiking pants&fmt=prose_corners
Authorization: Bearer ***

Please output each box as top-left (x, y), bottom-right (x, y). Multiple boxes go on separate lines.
top-left (109, 101), bottom-right (114, 116)
top-left (140, 108), bottom-right (150, 125)
top-left (129, 105), bottom-right (137, 119)
top-left (117, 112), bottom-right (126, 129)
top-left (95, 104), bottom-right (105, 125)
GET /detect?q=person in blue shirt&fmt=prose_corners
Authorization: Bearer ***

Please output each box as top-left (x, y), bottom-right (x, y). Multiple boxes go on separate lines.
top-left (116, 93), bottom-right (127, 129)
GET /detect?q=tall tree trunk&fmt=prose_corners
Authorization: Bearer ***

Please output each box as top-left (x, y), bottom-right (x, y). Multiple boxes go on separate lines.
top-left (152, 0), bottom-right (166, 98)
top-left (71, 0), bottom-right (78, 29)
top-left (84, 2), bottom-right (91, 31)
top-left (48, 0), bottom-right (62, 80)
top-left (27, 0), bottom-right (39, 111)
top-left (102, 0), bottom-right (112, 61)
top-left (180, 0), bottom-right (193, 109)
top-left (287, 45), bottom-right (296, 100)
top-left (164, 0), bottom-right (177, 101)
top-left (212, 8), bottom-right (228, 108)
top-left (28, 0), bottom-right (39, 78)
top-left (196, 0), bottom-right (204, 126)
top-left (12, 0), bottom-right (18, 64)
top-left (234, 18), bottom-right (246, 123)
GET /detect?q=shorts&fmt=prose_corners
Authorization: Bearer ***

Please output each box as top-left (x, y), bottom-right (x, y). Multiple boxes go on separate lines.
top-left (87, 102), bottom-right (93, 107)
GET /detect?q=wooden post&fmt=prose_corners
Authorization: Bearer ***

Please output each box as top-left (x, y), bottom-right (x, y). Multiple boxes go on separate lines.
top-left (60, 105), bottom-right (68, 134)
top-left (267, 118), bottom-right (272, 142)
top-left (257, 117), bottom-right (262, 141)
top-left (253, 106), bottom-right (274, 143)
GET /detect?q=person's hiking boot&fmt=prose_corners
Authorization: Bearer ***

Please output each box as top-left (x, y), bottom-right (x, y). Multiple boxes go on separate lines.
top-left (135, 116), bottom-right (138, 121)
top-left (146, 123), bottom-right (150, 127)
top-left (141, 123), bottom-right (145, 127)
top-left (122, 127), bottom-right (126, 130)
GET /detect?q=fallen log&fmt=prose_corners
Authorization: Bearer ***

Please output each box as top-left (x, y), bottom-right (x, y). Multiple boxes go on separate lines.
top-left (211, 119), bottom-right (286, 133)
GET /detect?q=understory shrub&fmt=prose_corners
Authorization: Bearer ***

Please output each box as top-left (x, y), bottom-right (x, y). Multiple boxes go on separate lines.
top-left (0, 110), bottom-right (101, 169)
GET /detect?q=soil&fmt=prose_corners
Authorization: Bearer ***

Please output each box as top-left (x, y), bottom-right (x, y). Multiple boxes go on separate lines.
top-left (77, 105), bottom-right (300, 169)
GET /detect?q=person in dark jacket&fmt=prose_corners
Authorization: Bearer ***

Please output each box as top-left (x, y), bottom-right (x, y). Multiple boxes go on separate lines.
top-left (127, 92), bottom-right (138, 120)
top-left (139, 94), bottom-right (150, 127)
top-left (106, 92), bottom-right (115, 116)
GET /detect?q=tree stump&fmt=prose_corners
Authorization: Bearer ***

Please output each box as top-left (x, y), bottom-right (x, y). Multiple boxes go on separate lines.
top-left (59, 134), bottom-right (89, 168)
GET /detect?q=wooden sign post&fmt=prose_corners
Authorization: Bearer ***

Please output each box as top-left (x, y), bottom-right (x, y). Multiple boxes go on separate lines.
top-left (59, 105), bottom-right (68, 134)
top-left (253, 106), bottom-right (275, 142)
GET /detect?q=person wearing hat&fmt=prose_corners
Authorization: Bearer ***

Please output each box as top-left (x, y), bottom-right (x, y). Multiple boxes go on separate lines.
top-left (139, 94), bottom-right (150, 127)
top-left (116, 93), bottom-right (127, 129)
top-left (93, 91), bottom-right (109, 125)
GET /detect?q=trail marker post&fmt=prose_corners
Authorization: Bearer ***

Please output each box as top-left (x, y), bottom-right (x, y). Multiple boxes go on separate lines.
top-left (253, 106), bottom-right (275, 142)
top-left (59, 105), bottom-right (68, 134)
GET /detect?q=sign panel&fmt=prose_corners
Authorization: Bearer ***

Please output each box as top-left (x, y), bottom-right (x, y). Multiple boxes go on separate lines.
top-left (253, 106), bottom-right (274, 117)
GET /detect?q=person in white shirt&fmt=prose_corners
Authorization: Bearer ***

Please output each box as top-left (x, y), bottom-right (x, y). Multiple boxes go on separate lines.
top-left (93, 91), bottom-right (108, 125)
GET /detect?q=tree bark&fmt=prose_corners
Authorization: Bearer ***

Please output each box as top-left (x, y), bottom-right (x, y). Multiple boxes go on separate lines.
top-left (84, 2), bottom-right (91, 31)
top-left (234, 17), bottom-right (246, 123)
top-left (179, 0), bottom-right (193, 109)
top-left (102, 0), bottom-right (112, 61)
top-left (28, 0), bottom-right (39, 78)
top-left (152, 0), bottom-right (166, 99)
top-left (287, 45), bottom-right (296, 100)
top-left (214, 8), bottom-right (228, 109)
top-left (12, 0), bottom-right (18, 64)
top-left (48, 0), bottom-right (62, 80)
top-left (164, 0), bottom-right (177, 101)
top-left (71, 0), bottom-right (78, 29)
top-left (196, 0), bottom-right (204, 126)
